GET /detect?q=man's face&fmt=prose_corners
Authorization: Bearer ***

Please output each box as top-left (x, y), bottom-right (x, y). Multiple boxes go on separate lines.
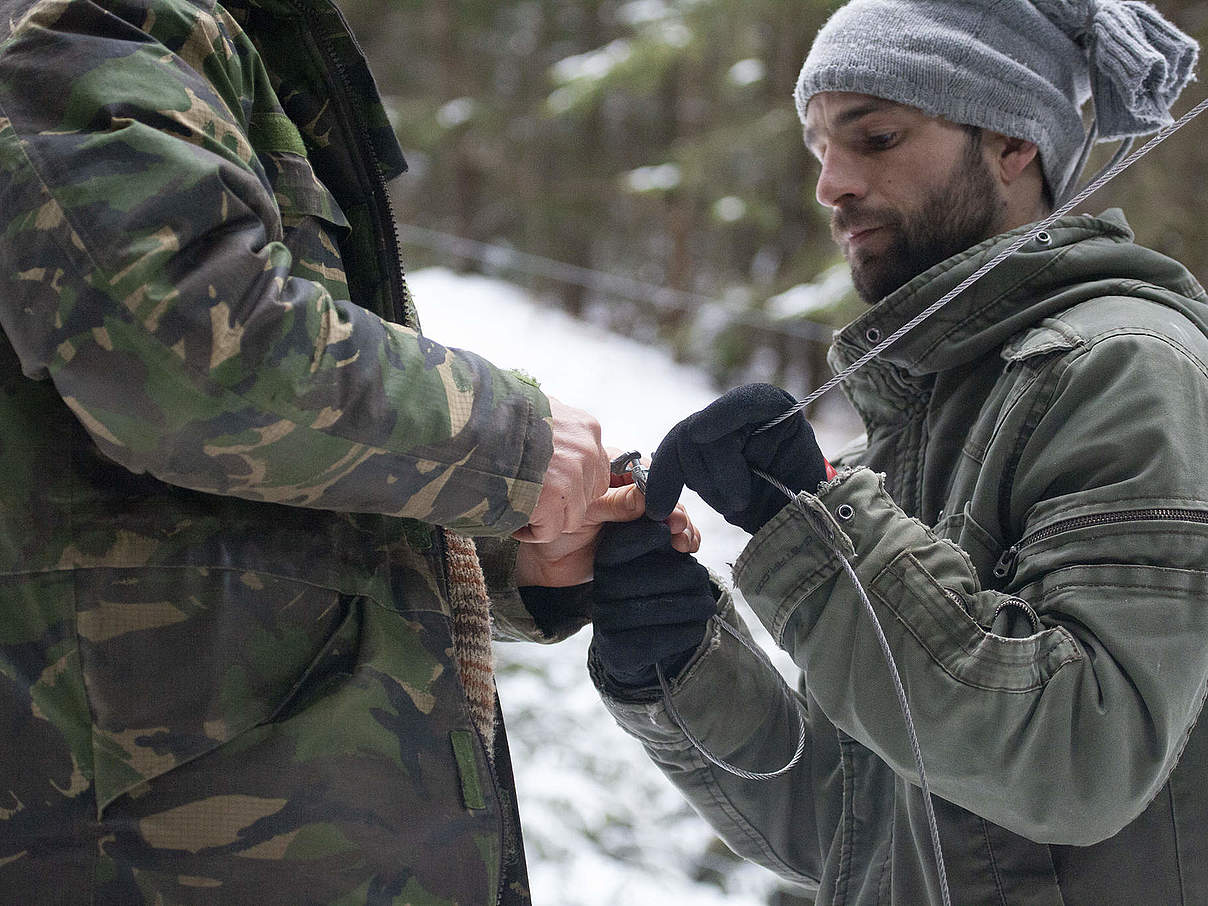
top-left (804, 92), bottom-right (1007, 304)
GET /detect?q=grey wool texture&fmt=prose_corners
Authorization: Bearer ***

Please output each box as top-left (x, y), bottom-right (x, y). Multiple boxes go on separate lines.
top-left (795, 0), bottom-right (1198, 198)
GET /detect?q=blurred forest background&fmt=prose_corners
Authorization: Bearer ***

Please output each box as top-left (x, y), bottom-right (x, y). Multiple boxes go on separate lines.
top-left (338, 0), bottom-right (1208, 406)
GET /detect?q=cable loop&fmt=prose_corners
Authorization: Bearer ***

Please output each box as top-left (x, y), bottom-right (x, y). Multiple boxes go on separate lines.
top-left (657, 617), bottom-right (808, 781)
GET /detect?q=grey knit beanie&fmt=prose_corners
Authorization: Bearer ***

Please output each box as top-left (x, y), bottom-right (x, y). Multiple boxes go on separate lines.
top-left (795, 0), bottom-right (1198, 199)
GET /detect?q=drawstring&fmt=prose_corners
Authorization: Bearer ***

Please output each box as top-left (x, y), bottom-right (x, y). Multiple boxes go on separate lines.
top-left (649, 462), bottom-right (953, 903)
top-left (1057, 117), bottom-right (1100, 207)
top-left (1055, 25), bottom-right (1136, 208)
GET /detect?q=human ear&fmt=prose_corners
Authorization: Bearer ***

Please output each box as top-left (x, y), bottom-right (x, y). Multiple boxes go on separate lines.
top-left (989, 133), bottom-right (1041, 185)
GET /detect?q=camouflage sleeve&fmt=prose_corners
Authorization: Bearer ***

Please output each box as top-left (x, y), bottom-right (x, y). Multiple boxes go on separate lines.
top-left (0, 0), bottom-right (550, 536)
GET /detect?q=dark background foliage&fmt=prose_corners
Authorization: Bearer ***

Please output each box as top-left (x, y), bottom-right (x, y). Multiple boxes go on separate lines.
top-left (341, 0), bottom-right (1208, 398)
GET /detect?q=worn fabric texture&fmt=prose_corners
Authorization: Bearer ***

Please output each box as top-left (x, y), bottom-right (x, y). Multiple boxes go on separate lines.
top-left (0, 0), bottom-right (579, 900)
top-left (596, 211), bottom-right (1208, 904)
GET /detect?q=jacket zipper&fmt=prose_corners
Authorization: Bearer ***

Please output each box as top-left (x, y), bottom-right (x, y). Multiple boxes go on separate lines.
top-left (993, 507), bottom-right (1208, 583)
top-left (294, 0), bottom-right (410, 327)
top-left (287, 7), bottom-right (507, 905)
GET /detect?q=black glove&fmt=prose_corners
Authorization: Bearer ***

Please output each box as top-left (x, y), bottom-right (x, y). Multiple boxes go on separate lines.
top-left (590, 518), bottom-right (716, 689)
top-left (645, 383), bottom-right (830, 534)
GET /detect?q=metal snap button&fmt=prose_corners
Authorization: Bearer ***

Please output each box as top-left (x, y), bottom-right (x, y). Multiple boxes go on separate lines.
top-left (836, 504), bottom-right (854, 521)
top-left (865, 327), bottom-right (882, 344)
top-left (1035, 230), bottom-right (1052, 245)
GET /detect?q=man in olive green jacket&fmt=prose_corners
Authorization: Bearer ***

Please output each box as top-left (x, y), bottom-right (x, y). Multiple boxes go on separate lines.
top-left (0, 0), bottom-right (696, 901)
top-left (591, 1), bottom-right (1208, 903)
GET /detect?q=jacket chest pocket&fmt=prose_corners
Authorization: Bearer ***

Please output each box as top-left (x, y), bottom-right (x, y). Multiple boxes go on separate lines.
top-left (934, 503), bottom-right (1007, 591)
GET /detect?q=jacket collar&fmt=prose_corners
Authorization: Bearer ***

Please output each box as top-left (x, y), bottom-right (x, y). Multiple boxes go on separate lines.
top-left (828, 209), bottom-right (1205, 416)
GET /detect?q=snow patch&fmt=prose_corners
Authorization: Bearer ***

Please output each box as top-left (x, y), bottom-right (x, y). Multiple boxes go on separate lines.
top-left (727, 58), bottom-right (767, 87)
top-left (410, 267), bottom-right (848, 905)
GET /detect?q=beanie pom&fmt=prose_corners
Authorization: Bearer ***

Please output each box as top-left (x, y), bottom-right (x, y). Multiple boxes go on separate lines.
top-left (1038, 0), bottom-right (1198, 138)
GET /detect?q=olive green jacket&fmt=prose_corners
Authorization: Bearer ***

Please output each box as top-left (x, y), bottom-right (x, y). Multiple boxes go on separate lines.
top-left (0, 0), bottom-right (569, 901)
top-left (598, 211), bottom-right (1208, 904)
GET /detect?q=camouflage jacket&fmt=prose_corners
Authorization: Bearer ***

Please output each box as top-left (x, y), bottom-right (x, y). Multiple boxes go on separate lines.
top-left (0, 0), bottom-right (561, 901)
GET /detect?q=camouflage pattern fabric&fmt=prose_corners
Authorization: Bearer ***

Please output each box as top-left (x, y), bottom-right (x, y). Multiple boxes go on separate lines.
top-left (0, 0), bottom-right (552, 900)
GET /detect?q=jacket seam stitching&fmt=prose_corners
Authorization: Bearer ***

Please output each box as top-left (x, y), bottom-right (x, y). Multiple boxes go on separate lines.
top-left (980, 818), bottom-right (1009, 906)
top-left (1076, 327), bottom-right (1208, 380)
top-left (875, 817), bottom-right (893, 904)
top-left (836, 734), bottom-right (855, 904)
top-left (995, 343), bottom-right (1070, 548)
top-left (1167, 784), bottom-right (1185, 905)
top-left (975, 360), bottom-right (1045, 469)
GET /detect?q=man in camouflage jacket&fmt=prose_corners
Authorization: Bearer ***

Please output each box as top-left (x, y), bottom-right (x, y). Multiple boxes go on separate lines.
top-left (0, 0), bottom-right (624, 901)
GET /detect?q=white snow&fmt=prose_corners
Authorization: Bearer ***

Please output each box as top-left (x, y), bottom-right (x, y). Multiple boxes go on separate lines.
top-left (727, 58), bottom-right (767, 87)
top-left (624, 162), bottom-right (683, 193)
top-left (551, 40), bottom-right (634, 84)
top-left (435, 97), bottom-right (476, 129)
top-left (617, 0), bottom-right (673, 26)
top-left (411, 267), bottom-right (855, 905)
top-left (764, 266), bottom-right (852, 320)
top-left (712, 195), bottom-right (748, 223)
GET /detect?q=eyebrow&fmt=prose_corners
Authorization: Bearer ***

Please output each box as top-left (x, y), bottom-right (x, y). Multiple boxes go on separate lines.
top-left (804, 98), bottom-right (900, 149)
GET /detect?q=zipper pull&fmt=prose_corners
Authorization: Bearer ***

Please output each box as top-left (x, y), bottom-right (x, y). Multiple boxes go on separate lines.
top-left (992, 545), bottom-right (1019, 583)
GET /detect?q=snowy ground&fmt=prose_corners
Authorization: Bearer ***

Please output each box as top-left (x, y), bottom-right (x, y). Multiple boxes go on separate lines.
top-left (411, 267), bottom-right (858, 906)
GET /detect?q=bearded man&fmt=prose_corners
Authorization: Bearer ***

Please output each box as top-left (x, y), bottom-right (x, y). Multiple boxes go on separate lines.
top-left (586, 1), bottom-right (1208, 903)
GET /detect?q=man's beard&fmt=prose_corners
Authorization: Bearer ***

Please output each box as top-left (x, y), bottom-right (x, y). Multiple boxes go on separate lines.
top-left (833, 138), bottom-right (1005, 305)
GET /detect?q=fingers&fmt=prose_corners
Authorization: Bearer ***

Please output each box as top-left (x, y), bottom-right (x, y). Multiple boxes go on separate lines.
top-left (517, 397), bottom-right (610, 542)
top-left (689, 383), bottom-right (797, 442)
top-left (701, 431), bottom-right (752, 514)
top-left (664, 503), bottom-right (701, 553)
top-left (583, 484), bottom-right (645, 525)
top-left (643, 425), bottom-right (687, 521)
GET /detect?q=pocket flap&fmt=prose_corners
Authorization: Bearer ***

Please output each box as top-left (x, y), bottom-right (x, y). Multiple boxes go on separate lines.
top-left (259, 149), bottom-right (350, 231)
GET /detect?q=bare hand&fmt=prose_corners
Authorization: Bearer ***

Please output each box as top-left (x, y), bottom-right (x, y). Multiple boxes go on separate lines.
top-left (515, 484), bottom-right (701, 587)
top-left (513, 397), bottom-right (610, 543)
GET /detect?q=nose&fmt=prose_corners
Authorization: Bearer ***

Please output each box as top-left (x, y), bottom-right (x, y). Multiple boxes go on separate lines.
top-left (815, 148), bottom-right (866, 209)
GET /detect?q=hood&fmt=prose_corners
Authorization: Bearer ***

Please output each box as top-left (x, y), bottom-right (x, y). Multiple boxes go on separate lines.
top-left (827, 209), bottom-right (1208, 419)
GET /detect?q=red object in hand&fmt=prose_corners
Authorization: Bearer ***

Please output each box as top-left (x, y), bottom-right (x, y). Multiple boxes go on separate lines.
top-left (824, 458), bottom-right (837, 481)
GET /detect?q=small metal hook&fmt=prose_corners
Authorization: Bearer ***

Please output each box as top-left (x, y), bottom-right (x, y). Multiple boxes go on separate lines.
top-left (609, 450), bottom-right (649, 494)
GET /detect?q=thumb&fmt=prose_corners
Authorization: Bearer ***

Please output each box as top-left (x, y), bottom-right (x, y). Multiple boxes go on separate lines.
top-left (643, 428), bottom-right (687, 522)
top-left (583, 484), bottom-right (646, 525)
